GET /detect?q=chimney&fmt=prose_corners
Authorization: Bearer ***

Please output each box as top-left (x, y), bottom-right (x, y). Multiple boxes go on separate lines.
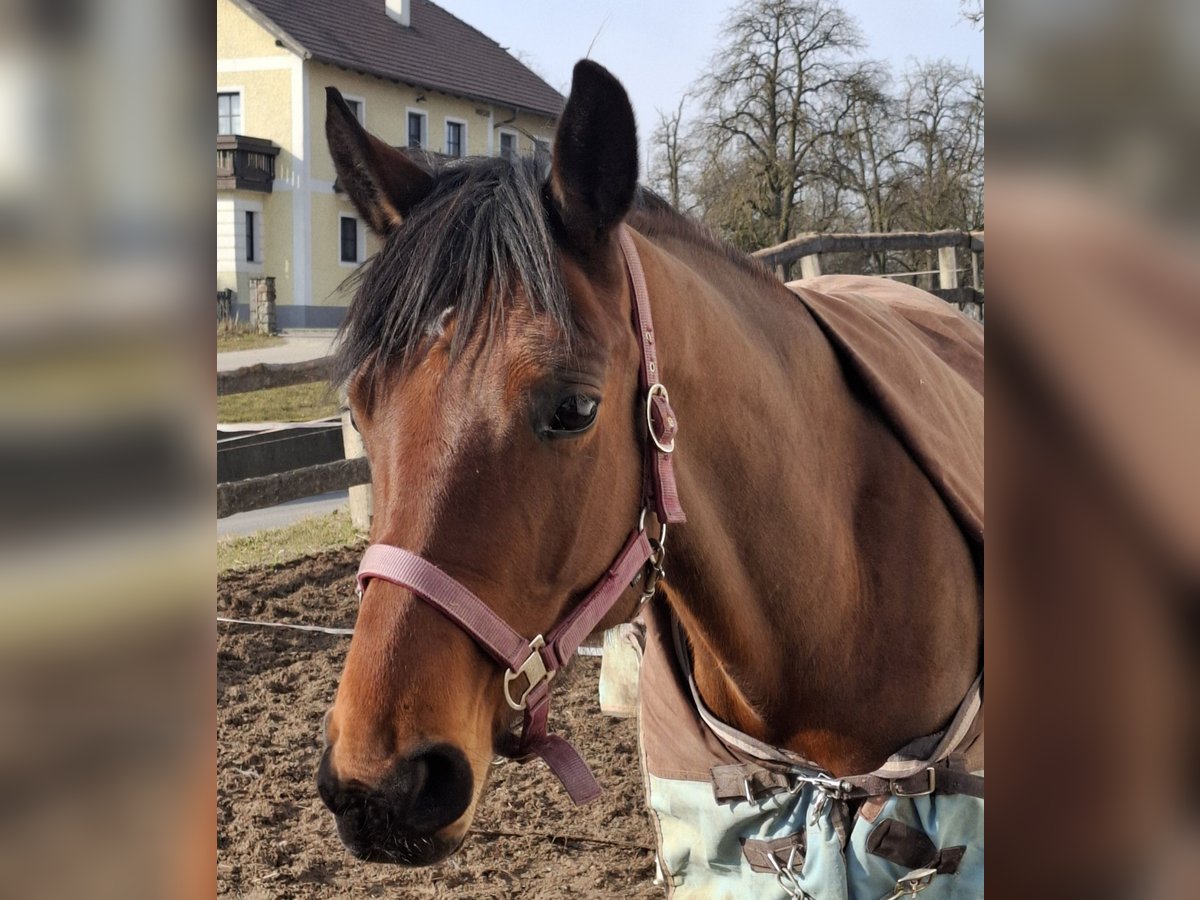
top-left (385, 0), bottom-right (410, 27)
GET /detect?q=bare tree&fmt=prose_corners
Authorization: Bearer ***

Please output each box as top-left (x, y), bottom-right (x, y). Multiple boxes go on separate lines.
top-left (959, 0), bottom-right (984, 29)
top-left (895, 60), bottom-right (985, 233)
top-left (650, 0), bottom-right (985, 261)
top-left (696, 0), bottom-right (866, 249)
top-left (649, 98), bottom-right (693, 211)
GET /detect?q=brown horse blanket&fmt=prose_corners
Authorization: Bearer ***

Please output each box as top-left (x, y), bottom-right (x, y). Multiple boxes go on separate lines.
top-left (787, 275), bottom-right (984, 547)
top-left (632, 279), bottom-right (984, 899)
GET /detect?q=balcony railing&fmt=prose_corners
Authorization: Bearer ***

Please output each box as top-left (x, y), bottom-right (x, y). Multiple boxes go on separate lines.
top-left (217, 134), bottom-right (279, 193)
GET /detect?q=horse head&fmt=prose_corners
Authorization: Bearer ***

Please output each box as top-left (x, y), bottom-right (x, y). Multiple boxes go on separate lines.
top-left (316, 61), bottom-right (656, 865)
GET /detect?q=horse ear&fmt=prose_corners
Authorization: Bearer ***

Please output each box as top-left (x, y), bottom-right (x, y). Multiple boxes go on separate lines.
top-left (325, 87), bottom-right (434, 234)
top-left (548, 60), bottom-right (638, 254)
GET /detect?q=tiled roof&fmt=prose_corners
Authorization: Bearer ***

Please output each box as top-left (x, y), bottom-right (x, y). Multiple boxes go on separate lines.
top-left (237, 0), bottom-right (564, 118)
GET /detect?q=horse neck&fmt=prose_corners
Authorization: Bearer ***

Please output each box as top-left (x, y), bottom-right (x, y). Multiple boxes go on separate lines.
top-left (635, 228), bottom-right (981, 776)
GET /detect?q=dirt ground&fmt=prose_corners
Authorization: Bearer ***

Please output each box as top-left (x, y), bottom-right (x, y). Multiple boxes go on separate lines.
top-left (218, 547), bottom-right (661, 899)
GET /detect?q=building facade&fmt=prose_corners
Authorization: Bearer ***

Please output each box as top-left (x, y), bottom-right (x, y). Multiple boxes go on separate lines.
top-left (217, 0), bottom-right (562, 327)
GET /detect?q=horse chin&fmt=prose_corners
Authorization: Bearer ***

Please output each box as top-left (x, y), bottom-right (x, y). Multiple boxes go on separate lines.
top-left (337, 821), bottom-right (467, 867)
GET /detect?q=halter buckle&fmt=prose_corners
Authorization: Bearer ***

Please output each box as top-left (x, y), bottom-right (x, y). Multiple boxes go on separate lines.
top-left (504, 635), bottom-right (551, 711)
top-left (645, 383), bottom-right (676, 453)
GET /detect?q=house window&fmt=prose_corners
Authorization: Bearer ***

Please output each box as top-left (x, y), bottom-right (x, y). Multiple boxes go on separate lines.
top-left (245, 210), bottom-right (257, 262)
top-left (218, 91), bottom-right (242, 135)
top-left (340, 215), bottom-right (360, 264)
top-left (407, 111), bottom-right (426, 149)
top-left (445, 121), bottom-right (464, 157)
top-left (344, 98), bottom-right (364, 124)
top-left (499, 131), bottom-right (517, 161)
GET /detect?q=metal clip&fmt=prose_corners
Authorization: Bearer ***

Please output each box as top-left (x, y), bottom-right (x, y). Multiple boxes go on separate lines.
top-left (503, 635), bottom-right (551, 711)
top-left (881, 868), bottom-right (937, 899)
top-left (766, 846), bottom-right (812, 899)
top-left (634, 509), bottom-right (668, 604)
top-left (790, 773), bottom-right (855, 800)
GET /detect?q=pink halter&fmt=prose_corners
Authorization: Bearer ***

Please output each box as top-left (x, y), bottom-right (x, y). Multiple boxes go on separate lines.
top-left (355, 226), bottom-right (685, 804)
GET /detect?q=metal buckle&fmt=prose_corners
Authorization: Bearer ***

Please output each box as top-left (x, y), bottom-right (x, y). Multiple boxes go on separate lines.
top-left (645, 383), bottom-right (676, 453)
top-left (503, 635), bottom-right (551, 711)
top-left (891, 767), bottom-right (937, 797)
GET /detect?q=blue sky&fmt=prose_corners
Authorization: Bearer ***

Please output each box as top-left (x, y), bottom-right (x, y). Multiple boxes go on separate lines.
top-left (438, 0), bottom-right (983, 160)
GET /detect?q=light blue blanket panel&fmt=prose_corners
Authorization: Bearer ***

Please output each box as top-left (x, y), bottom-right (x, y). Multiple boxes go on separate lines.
top-left (649, 774), bottom-right (984, 899)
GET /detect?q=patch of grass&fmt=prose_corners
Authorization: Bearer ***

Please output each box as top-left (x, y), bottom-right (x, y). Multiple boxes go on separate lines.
top-left (217, 381), bottom-right (340, 423)
top-left (219, 509), bottom-right (366, 571)
top-left (218, 318), bottom-right (284, 353)
top-left (217, 330), bottom-right (284, 352)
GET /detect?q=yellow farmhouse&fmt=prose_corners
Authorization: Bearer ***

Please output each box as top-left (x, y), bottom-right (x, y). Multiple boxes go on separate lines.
top-left (217, 0), bottom-right (563, 327)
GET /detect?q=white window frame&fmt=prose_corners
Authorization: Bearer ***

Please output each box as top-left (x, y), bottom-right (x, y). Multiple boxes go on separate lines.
top-left (406, 107), bottom-right (428, 150)
top-left (340, 93), bottom-right (366, 126)
top-left (218, 86), bottom-right (245, 136)
top-left (444, 116), bottom-right (468, 158)
top-left (497, 127), bottom-right (520, 160)
top-left (338, 213), bottom-right (365, 267)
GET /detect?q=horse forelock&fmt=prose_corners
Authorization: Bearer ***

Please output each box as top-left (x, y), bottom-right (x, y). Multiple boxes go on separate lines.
top-left (334, 154), bottom-right (575, 405)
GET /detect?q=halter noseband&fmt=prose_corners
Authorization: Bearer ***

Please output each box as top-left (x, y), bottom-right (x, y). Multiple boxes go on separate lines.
top-left (354, 226), bottom-right (686, 804)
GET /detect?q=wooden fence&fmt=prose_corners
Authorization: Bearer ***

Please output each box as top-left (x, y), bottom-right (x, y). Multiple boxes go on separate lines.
top-left (752, 229), bottom-right (984, 315)
top-left (217, 229), bottom-right (983, 519)
top-left (217, 358), bottom-right (370, 519)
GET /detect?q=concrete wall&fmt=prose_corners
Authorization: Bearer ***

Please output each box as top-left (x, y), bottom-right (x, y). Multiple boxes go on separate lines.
top-left (216, 0), bottom-right (291, 58)
top-left (216, 193), bottom-right (272, 309)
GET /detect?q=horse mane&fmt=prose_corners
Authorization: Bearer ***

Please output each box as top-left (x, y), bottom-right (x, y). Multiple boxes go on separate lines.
top-left (335, 156), bottom-right (776, 398)
top-left (628, 190), bottom-right (781, 290)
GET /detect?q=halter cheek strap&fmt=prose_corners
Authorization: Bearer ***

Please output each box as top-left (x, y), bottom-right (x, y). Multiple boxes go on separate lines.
top-left (355, 225), bottom-right (684, 804)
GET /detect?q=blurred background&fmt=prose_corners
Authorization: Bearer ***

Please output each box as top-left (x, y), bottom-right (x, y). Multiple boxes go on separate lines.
top-left (0, 0), bottom-right (212, 897)
top-left (0, 0), bottom-right (1194, 897)
top-left (987, 0), bottom-right (1198, 897)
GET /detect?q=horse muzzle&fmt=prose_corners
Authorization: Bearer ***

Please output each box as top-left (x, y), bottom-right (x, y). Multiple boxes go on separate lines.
top-left (315, 741), bottom-right (473, 866)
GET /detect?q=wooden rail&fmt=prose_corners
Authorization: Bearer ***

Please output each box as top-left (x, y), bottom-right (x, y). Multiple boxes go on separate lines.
top-left (753, 230), bottom-right (983, 270)
top-left (217, 456), bottom-right (371, 519)
top-left (218, 356), bottom-right (335, 397)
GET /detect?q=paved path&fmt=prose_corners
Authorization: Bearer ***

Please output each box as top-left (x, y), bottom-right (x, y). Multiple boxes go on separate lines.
top-left (217, 330), bottom-right (339, 372)
top-left (217, 490), bottom-right (349, 537)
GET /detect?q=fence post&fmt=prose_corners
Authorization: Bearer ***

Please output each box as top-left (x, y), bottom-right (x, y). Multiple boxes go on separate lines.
top-left (774, 261), bottom-right (791, 281)
top-left (249, 276), bottom-right (276, 334)
top-left (799, 254), bottom-right (822, 280)
top-left (937, 247), bottom-right (958, 290)
top-left (341, 410), bottom-right (373, 530)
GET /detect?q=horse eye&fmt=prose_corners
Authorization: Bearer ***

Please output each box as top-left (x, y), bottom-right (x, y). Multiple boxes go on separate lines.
top-left (550, 394), bottom-right (598, 434)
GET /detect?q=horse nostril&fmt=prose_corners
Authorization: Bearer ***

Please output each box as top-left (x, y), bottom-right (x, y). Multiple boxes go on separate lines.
top-left (316, 738), bottom-right (474, 865)
top-left (316, 746), bottom-right (350, 815)
top-left (394, 743), bottom-right (474, 833)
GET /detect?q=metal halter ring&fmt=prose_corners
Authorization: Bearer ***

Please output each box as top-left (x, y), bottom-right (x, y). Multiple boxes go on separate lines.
top-left (637, 507), bottom-right (668, 546)
top-left (645, 383), bottom-right (676, 453)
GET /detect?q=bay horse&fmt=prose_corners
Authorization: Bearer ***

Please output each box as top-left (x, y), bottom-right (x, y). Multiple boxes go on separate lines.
top-left (316, 60), bottom-right (982, 890)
